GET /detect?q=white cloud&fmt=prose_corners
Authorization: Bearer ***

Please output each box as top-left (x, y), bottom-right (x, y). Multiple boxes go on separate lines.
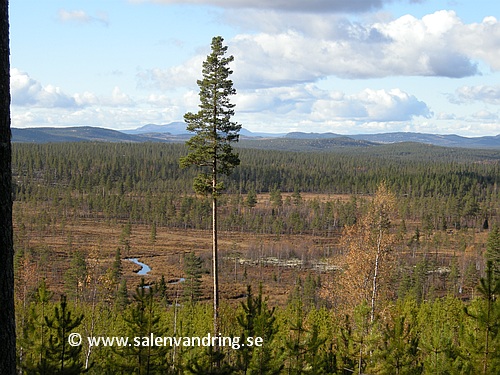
top-left (371, 11), bottom-right (478, 78)
top-left (235, 85), bottom-right (322, 113)
top-left (311, 88), bottom-right (431, 122)
top-left (452, 85), bottom-right (500, 105)
top-left (234, 85), bottom-right (432, 122)
top-left (140, 10), bottom-right (500, 92)
top-left (454, 16), bottom-right (500, 71)
top-left (58, 9), bottom-right (109, 27)
top-left (9, 69), bottom-right (186, 129)
top-left (426, 110), bottom-right (500, 137)
top-left (11, 69), bottom-right (136, 109)
top-left (11, 68), bottom-right (80, 108)
top-left (74, 91), bottom-right (99, 107)
top-left (472, 110), bottom-right (498, 120)
top-left (146, 94), bottom-right (175, 107)
top-left (107, 87), bottom-right (135, 107)
top-left (11, 104), bottom-right (183, 130)
top-left (230, 10), bottom-right (483, 84)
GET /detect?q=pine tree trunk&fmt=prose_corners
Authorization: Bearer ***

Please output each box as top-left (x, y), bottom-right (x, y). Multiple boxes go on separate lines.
top-left (212, 166), bottom-right (219, 338)
top-left (212, 107), bottom-right (220, 342)
top-left (0, 0), bottom-right (16, 373)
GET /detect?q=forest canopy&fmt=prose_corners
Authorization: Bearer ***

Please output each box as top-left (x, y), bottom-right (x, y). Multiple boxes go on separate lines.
top-left (11, 141), bottom-right (500, 374)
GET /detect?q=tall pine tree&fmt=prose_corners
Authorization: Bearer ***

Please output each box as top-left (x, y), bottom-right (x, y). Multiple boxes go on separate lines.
top-left (180, 36), bottom-right (240, 340)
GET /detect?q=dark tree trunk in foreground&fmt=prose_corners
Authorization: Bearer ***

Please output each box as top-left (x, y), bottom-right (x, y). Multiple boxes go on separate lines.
top-left (0, 1), bottom-right (15, 374)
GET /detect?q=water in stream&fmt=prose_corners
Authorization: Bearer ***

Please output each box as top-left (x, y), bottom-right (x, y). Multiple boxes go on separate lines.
top-left (127, 258), bottom-right (151, 275)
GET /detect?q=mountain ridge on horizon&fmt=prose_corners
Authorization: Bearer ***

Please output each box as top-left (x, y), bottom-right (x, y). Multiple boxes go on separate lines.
top-left (11, 122), bottom-right (500, 149)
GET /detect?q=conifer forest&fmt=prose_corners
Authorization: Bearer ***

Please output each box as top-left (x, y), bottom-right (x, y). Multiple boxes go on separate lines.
top-left (11, 140), bottom-right (500, 374)
top-left (5, 0), bottom-right (500, 373)
top-left (3, 0), bottom-right (500, 369)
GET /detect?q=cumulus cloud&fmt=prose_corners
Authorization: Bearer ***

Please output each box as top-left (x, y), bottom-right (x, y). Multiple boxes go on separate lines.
top-left (229, 10), bottom-right (499, 78)
top-left (130, 0), bottom-right (402, 13)
top-left (140, 10), bottom-right (500, 91)
top-left (230, 10), bottom-right (483, 85)
top-left (11, 69), bottom-right (135, 109)
top-left (311, 88), bottom-right (431, 122)
top-left (233, 84), bottom-right (430, 123)
top-left (11, 68), bottom-right (80, 108)
top-left (9, 69), bottom-right (184, 129)
top-left (58, 9), bottom-right (109, 26)
top-left (455, 16), bottom-right (500, 71)
top-left (73, 91), bottom-right (99, 107)
top-left (235, 84), bottom-right (321, 114)
top-left (106, 87), bottom-right (136, 107)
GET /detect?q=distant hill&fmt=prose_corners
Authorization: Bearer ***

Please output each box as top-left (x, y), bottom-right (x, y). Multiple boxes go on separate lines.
top-left (11, 124), bottom-right (500, 150)
top-left (12, 126), bottom-right (168, 143)
top-left (124, 122), bottom-right (285, 138)
top-left (123, 122), bottom-right (187, 135)
top-left (284, 131), bottom-right (500, 149)
top-left (348, 132), bottom-right (500, 148)
top-left (286, 132), bottom-right (342, 139)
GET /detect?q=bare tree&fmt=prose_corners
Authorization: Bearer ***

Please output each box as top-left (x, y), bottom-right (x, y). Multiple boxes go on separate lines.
top-left (0, 1), bottom-right (16, 373)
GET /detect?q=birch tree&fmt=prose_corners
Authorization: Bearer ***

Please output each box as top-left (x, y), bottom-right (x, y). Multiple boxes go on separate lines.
top-left (338, 183), bottom-right (398, 322)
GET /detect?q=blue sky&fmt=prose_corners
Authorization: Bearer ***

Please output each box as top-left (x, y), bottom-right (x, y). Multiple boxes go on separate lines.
top-left (9, 0), bottom-right (500, 136)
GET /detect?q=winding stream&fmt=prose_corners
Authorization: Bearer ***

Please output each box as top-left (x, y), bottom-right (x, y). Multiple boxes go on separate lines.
top-left (127, 258), bottom-right (151, 276)
top-left (126, 258), bottom-right (186, 286)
